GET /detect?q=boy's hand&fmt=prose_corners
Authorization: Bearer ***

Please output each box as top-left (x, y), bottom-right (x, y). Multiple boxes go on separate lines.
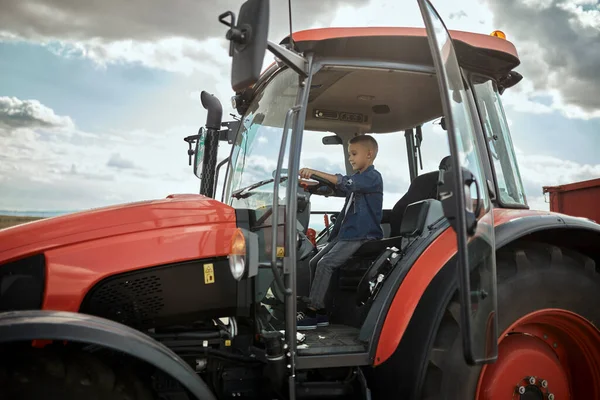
top-left (299, 168), bottom-right (314, 179)
top-left (299, 168), bottom-right (338, 186)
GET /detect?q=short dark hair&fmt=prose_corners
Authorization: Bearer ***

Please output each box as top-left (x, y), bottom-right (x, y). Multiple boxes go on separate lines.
top-left (349, 134), bottom-right (379, 157)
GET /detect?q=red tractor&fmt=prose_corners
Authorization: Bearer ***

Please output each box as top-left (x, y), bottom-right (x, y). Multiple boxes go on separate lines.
top-left (1, 1), bottom-right (599, 399)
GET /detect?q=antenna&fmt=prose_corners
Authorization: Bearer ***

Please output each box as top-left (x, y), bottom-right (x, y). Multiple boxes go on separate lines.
top-left (287, 0), bottom-right (296, 50)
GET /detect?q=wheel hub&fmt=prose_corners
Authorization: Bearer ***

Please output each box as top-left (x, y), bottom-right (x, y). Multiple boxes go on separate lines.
top-left (476, 309), bottom-right (600, 400)
top-left (515, 376), bottom-right (551, 400)
top-left (477, 334), bottom-right (567, 400)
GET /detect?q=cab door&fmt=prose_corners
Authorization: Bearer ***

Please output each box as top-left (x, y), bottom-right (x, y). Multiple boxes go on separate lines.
top-left (418, 0), bottom-right (498, 365)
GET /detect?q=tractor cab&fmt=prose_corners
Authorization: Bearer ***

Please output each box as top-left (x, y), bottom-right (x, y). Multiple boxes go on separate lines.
top-left (189, 0), bottom-right (525, 392)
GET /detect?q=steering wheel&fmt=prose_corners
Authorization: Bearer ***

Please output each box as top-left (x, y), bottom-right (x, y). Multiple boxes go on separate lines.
top-left (310, 174), bottom-right (336, 189)
top-left (300, 174), bottom-right (337, 197)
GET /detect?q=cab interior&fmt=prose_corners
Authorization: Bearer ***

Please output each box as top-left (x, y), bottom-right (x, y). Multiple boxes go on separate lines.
top-left (302, 64), bottom-right (451, 246)
top-left (260, 64), bottom-right (456, 356)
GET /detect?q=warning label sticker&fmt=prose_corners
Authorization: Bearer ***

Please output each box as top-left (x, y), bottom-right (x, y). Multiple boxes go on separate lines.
top-left (204, 263), bottom-right (215, 284)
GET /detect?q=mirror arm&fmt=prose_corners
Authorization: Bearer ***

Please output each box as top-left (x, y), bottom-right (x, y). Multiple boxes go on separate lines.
top-left (267, 40), bottom-right (308, 77)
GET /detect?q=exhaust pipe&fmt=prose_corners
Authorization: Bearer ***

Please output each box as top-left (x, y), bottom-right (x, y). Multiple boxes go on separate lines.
top-left (199, 91), bottom-right (223, 198)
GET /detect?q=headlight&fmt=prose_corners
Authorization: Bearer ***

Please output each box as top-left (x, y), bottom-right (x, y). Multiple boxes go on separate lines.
top-left (228, 228), bottom-right (247, 281)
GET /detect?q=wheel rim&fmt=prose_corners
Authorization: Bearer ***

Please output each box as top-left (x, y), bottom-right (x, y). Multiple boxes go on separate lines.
top-left (476, 308), bottom-right (600, 400)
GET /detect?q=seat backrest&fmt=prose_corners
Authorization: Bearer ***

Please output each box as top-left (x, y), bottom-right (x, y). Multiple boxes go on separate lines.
top-left (389, 171), bottom-right (439, 237)
top-left (389, 156), bottom-right (451, 237)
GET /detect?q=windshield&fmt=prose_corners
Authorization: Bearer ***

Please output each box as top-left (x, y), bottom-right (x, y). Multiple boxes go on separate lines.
top-left (224, 68), bottom-right (300, 210)
top-left (471, 76), bottom-right (527, 207)
top-left (223, 63), bottom-right (457, 231)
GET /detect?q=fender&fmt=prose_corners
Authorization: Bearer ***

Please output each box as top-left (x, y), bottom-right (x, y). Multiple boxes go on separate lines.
top-left (373, 208), bottom-right (600, 366)
top-left (495, 211), bottom-right (600, 249)
top-left (0, 310), bottom-right (217, 400)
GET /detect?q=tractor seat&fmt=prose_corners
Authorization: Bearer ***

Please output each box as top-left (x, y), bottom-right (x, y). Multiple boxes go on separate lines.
top-left (354, 199), bottom-right (446, 306)
top-left (351, 155), bottom-right (451, 257)
top-left (338, 198), bottom-right (445, 291)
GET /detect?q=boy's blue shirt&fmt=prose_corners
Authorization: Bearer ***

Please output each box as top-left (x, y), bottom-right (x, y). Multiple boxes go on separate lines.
top-left (328, 165), bottom-right (384, 242)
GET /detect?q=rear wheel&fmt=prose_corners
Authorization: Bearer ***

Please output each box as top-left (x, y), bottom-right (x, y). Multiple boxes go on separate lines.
top-left (0, 347), bottom-right (155, 400)
top-left (420, 242), bottom-right (600, 400)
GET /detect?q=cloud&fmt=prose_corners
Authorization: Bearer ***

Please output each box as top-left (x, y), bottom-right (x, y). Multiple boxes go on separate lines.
top-left (484, 0), bottom-right (600, 118)
top-left (328, 0), bottom-right (495, 34)
top-left (449, 10), bottom-right (469, 20)
top-left (2, 0), bottom-right (598, 219)
top-left (0, 96), bottom-right (74, 134)
top-left (503, 144), bottom-right (600, 212)
top-left (107, 153), bottom-right (137, 169)
top-left (0, 96), bottom-right (204, 211)
top-left (0, 0), bottom-right (368, 75)
top-left (44, 36), bottom-right (229, 76)
top-left (0, 0), bottom-right (364, 43)
top-left (519, 152), bottom-right (600, 192)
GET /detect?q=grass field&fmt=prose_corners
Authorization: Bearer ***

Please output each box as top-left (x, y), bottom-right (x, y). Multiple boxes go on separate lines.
top-left (0, 215), bottom-right (45, 230)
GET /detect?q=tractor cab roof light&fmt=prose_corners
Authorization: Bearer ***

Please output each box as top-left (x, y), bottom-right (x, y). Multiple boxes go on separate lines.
top-left (490, 30), bottom-right (506, 39)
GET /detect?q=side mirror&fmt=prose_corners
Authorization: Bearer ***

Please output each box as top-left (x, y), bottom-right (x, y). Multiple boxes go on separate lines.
top-left (220, 0), bottom-right (269, 92)
top-left (438, 167), bottom-right (481, 236)
top-left (193, 129), bottom-right (207, 179)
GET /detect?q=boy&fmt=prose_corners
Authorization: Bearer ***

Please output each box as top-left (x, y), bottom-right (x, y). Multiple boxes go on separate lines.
top-left (297, 134), bottom-right (383, 330)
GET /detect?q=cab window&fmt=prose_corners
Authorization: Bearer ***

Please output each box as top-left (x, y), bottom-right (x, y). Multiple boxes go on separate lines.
top-left (471, 76), bottom-right (527, 207)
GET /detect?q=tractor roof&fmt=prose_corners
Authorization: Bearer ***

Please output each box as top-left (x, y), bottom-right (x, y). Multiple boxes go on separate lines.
top-left (280, 27), bottom-right (520, 78)
top-left (248, 27), bottom-right (521, 135)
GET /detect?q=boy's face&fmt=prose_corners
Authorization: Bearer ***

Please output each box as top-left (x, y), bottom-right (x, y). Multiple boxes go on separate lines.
top-left (348, 142), bottom-right (372, 172)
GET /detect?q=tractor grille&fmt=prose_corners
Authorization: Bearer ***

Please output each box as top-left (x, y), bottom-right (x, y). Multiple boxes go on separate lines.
top-left (91, 275), bottom-right (165, 325)
top-left (80, 257), bottom-right (243, 329)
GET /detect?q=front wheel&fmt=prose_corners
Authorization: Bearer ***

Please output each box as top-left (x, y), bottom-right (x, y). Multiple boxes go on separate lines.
top-left (421, 242), bottom-right (600, 400)
top-left (0, 346), bottom-right (155, 400)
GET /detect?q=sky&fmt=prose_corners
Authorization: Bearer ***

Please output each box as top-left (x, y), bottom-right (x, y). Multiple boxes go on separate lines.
top-left (1, 0), bottom-right (599, 217)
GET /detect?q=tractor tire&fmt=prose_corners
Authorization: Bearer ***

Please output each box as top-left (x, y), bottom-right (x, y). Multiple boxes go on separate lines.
top-left (0, 346), bottom-right (155, 400)
top-left (420, 241), bottom-right (600, 400)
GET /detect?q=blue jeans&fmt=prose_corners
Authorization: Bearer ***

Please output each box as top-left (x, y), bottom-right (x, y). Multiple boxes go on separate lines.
top-left (307, 239), bottom-right (369, 309)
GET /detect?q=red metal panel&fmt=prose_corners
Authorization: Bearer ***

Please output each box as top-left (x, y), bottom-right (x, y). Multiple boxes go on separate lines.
top-left (0, 194), bottom-right (236, 264)
top-left (543, 178), bottom-right (600, 223)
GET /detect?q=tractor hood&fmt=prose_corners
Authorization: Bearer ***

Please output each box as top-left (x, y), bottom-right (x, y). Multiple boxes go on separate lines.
top-left (0, 194), bottom-right (236, 263)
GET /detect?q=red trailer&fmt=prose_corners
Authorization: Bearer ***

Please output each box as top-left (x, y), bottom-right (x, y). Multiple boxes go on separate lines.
top-left (543, 178), bottom-right (600, 222)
